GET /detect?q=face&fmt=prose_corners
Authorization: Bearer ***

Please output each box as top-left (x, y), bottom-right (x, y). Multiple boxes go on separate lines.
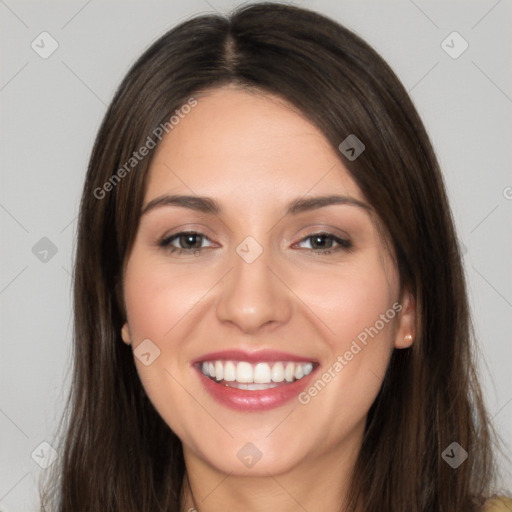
top-left (121, 86), bottom-right (415, 478)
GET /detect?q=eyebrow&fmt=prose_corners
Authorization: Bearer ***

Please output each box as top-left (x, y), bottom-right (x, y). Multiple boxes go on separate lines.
top-left (141, 194), bottom-right (371, 217)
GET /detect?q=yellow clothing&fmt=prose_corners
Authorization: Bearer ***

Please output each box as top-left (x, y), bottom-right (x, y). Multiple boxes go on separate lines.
top-left (484, 497), bottom-right (512, 511)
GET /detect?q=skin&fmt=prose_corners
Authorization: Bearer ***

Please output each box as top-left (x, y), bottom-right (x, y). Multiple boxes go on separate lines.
top-left (121, 85), bottom-right (416, 512)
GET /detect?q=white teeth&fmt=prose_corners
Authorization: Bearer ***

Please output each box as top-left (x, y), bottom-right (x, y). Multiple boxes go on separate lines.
top-left (215, 361), bottom-right (223, 381)
top-left (271, 362), bottom-right (285, 382)
top-left (227, 382), bottom-right (279, 390)
top-left (224, 361), bottom-right (236, 381)
top-left (199, 359), bottom-right (315, 385)
top-left (236, 362), bottom-right (253, 383)
top-left (253, 363), bottom-right (271, 384)
top-left (284, 362), bottom-right (295, 382)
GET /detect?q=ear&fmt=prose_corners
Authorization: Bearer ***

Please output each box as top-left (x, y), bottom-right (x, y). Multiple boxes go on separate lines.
top-left (394, 288), bottom-right (416, 349)
top-left (121, 322), bottom-right (132, 345)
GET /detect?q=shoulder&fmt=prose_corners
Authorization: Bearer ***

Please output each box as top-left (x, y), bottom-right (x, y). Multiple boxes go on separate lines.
top-left (483, 497), bottom-right (512, 512)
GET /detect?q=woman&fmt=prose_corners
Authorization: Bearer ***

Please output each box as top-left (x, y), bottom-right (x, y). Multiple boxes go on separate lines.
top-left (40, 3), bottom-right (510, 511)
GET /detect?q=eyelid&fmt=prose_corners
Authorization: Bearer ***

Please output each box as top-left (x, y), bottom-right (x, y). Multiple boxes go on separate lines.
top-left (159, 230), bottom-right (216, 249)
top-left (292, 232), bottom-right (352, 252)
top-left (291, 223), bottom-right (352, 242)
top-left (158, 223), bottom-right (217, 242)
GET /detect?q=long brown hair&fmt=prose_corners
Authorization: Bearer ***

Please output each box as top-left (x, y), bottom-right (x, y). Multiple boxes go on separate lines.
top-left (40, 3), bottom-right (503, 510)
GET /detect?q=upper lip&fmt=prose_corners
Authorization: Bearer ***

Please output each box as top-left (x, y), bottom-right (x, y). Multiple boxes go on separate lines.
top-left (192, 349), bottom-right (318, 365)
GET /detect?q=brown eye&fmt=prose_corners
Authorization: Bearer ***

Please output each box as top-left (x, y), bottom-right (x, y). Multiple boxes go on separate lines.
top-left (296, 232), bottom-right (352, 254)
top-left (159, 231), bottom-right (213, 254)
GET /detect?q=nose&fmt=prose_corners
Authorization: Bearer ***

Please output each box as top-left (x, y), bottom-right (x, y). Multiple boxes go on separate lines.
top-left (215, 244), bottom-right (293, 334)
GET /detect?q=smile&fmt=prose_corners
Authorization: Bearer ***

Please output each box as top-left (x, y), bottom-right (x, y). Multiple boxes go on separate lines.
top-left (199, 360), bottom-right (314, 390)
top-left (192, 349), bottom-right (319, 411)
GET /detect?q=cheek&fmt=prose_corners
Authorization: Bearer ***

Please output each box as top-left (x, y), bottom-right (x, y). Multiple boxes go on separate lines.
top-left (296, 256), bottom-right (398, 423)
top-left (122, 251), bottom-right (206, 404)
top-left (292, 254), bottom-right (398, 411)
top-left (294, 254), bottom-right (398, 353)
top-left (123, 251), bottom-right (208, 344)
top-left (122, 251), bottom-right (208, 437)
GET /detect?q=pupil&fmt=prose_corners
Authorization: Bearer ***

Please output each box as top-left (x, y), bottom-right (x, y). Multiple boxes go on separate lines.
top-left (182, 234), bottom-right (201, 248)
top-left (313, 235), bottom-right (330, 249)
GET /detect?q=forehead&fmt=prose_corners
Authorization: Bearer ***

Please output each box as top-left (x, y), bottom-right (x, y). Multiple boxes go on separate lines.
top-left (145, 86), bottom-right (365, 208)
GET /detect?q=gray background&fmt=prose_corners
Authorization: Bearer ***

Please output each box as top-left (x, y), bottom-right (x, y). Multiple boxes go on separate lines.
top-left (1, 0), bottom-right (511, 510)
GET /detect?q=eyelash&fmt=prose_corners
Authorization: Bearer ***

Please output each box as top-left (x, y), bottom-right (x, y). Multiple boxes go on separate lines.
top-left (158, 231), bottom-right (352, 256)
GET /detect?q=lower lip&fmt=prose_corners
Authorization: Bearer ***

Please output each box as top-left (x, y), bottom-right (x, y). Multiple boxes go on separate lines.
top-left (195, 367), bottom-right (317, 411)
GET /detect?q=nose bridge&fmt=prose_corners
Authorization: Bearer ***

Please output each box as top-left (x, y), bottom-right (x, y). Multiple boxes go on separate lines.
top-left (215, 235), bottom-right (292, 332)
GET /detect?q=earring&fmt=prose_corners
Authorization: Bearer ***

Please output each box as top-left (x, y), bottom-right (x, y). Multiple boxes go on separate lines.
top-left (121, 324), bottom-right (131, 345)
top-left (404, 334), bottom-right (413, 343)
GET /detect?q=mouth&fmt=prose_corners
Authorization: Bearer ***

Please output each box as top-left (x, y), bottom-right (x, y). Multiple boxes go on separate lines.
top-left (196, 360), bottom-right (315, 390)
top-left (192, 350), bottom-right (319, 411)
